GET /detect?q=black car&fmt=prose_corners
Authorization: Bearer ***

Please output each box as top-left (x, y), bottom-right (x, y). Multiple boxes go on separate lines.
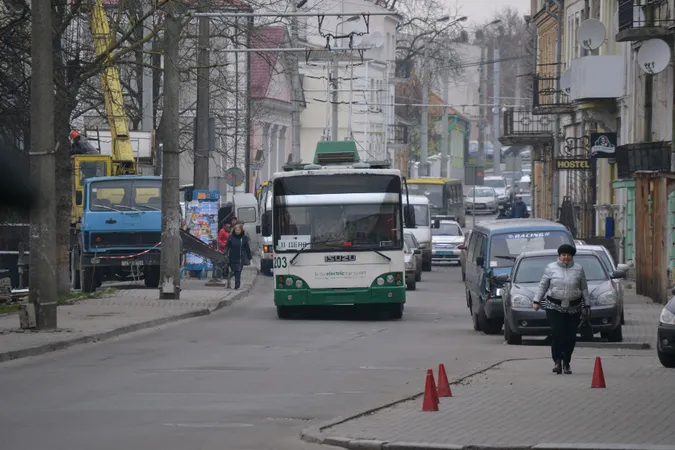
top-left (658, 290), bottom-right (675, 368)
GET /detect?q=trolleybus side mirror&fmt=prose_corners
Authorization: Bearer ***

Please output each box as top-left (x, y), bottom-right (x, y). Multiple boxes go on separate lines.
top-left (404, 204), bottom-right (416, 228)
top-left (75, 190), bottom-right (83, 206)
top-left (261, 211), bottom-right (272, 236)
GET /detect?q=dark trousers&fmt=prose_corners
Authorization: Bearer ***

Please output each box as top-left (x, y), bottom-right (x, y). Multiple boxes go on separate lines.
top-left (229, 263), bottom-right (242, 289)
top-left (546, 309), bottom-right (581, 365)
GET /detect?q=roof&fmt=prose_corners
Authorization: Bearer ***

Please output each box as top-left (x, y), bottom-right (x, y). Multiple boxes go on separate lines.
top-left (85, 176), bottom-right (161, 184)
top-left (250, 26), bottom-right (289, 99)
top-left (102, 0), bottom-right (251, 9)
top-left (407, 178), bottom-right (461, 184)
top-left (474, 219), bottom-right (571, 233)
top-left (519, 249), bottom-right (596, 258)
top-left (273, 168), bottom-right (402, 179)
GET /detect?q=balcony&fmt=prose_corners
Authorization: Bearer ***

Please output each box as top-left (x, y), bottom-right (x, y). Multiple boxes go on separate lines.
top-left (388, 123), bottom-right (409, 147)
top-left (532, 72), bottom-right (573, 115)
top-left (500, 108), bottom-right (555, 146)
top-left (615, 0), bottom-right (675, 43)
top-left (616, 141), bottom-right (672, 179)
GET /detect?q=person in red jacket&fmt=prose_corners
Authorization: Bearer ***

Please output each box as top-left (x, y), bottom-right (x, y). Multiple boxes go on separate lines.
top-left (216, 223), bottom-right (231, 280)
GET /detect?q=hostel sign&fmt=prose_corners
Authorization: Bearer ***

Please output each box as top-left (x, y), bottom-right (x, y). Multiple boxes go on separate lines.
top-left (555, 159), bottom-right (591, 170)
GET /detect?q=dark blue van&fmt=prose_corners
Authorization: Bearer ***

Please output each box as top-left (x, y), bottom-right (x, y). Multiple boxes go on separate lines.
top-left (463, 219), bottom-right (575, 335)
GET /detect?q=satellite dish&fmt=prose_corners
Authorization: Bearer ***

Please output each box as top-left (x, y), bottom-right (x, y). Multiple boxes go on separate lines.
top-left (636, 38), bottom-right (671, 75)
top-left (353, 34), bottom-right (371, 48)
top-left (560, 68), bottom-right (572, 96)
top-left (614, 6), bottom-right (645, 33)
top-left (370, 31), bottom-right (384, 48)
top-left (577, 18), bottom-right (606, 51)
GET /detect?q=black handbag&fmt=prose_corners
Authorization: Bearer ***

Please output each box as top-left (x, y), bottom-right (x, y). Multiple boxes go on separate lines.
top-left (579, 307), bottom-right (593, 340)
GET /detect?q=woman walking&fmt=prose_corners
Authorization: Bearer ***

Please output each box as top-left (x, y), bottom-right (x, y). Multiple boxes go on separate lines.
top-left (225, 223), bottom-right (252, 290)
top-left (216, 222), bottom-right (231, 280)
top-left (533, 244), bottom-right (590, 374)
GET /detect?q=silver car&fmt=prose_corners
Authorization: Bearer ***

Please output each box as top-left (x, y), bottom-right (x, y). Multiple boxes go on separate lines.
top-left (404, 232), bottom-right (423, 282)
top-left (497, 249), bottom-right (626, 345)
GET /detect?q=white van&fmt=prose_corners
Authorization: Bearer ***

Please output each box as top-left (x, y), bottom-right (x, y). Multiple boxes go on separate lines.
top-left (405, 194), bottom-right (432, 271)
top-left (257, 191), bottom-right (273, 275)
top-left (232, 193), bottom-right (261, 256)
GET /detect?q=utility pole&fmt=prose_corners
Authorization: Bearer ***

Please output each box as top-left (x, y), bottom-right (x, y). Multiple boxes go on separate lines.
top-left (194, 0), bottom-right (210, 190)
top-left (420, 46), bottom-right (429, 176)
top-left (492, 40), bottom-right (501, 176)
top-left (440, 48), bottom-right (449, 178)
top-left (331, 55), bottom-right (339, 141)
top-left (290, 2), bottom-right (302, 161)
top-left (160, 1), bottom-right (183, 300)
top-left (477, 41), bottom-right (486, 168)
top-left (27, 0), bottom-right (57, 329)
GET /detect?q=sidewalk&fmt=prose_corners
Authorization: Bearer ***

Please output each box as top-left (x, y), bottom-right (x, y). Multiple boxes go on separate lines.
top-left (620, 287), bottom-right (663, 349)
top-left (0, 266), bottom-right (258, 362)
top-left (305, 354), bottom-right (675, 450)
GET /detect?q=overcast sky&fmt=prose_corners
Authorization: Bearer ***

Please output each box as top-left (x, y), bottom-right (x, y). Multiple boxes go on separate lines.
top-left (453, 0), bottom-right (530, 25)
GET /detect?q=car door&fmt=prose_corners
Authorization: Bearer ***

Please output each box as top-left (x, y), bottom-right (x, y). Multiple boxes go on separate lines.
top-left (472, 233), bottom-right (488, 311)
top-left (467, 232), bottom-right (485, 300)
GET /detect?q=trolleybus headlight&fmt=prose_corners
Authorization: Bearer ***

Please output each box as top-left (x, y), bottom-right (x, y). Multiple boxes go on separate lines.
top-left (285, 277), bottom-right (293, 286)
top-left (386, 274), bottom-right (394, 284)
top-left (295, 279), bottom-right (303, 288)
top-left (377, 277), bottom-right (385, 286)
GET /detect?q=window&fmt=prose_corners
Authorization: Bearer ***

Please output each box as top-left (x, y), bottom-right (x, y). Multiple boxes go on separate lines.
top-left (89, 179), bottom-right (161, 212)
top-left (466, 187), bottom-right (495, 197)
top-left (237, 206), bottom-right (257, 223)
top-left (404, 233), bottom-right (416, 249)
top-left (474, 234), bottom-right (487, 264)
top-left (79, 161), bottom-right (107, 185)
top-left (412, 204), bottom-right (429, 226)
top-left (514, 255), bottom-right (608, 283)
top-left (483, 178), bottom-right (506, 189)
top-left (407, 183), bottom-right (443, 208)
top-left (274, 203), bottom-right (402, 252)
top-left (432, 222), bottom-right (462, 236)
top-left (488, 231), bottom-right (574, 267)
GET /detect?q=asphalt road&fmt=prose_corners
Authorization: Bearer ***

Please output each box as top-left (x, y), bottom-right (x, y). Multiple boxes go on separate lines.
top-left (0, 263), bottom-right (553, 450)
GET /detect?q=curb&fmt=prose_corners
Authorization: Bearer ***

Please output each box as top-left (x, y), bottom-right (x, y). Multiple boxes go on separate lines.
top-left (576, 341), bottom-right (651, 350)
top-left (0, 272), bottom-right (259, 363)
top-left (301, 357), bottom-right (674, 450)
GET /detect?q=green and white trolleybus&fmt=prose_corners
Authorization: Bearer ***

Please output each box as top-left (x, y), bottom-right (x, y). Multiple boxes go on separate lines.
top-left (269, 141), bottom-right (416, 319)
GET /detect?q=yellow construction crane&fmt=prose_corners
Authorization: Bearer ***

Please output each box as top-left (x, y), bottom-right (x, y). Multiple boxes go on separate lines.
top-left (71, 0), bottom-right (137, 224)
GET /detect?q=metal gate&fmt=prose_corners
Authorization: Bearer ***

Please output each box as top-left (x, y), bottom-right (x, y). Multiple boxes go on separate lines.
top-left (557, 136), bottom-right (596, 239)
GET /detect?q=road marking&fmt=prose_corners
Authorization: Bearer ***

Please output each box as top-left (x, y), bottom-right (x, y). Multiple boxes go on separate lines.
top-left (163, 423), bottom-right (254, 428)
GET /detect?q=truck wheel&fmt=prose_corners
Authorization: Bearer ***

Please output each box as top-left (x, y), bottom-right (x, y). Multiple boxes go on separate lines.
top-left (144, 266), bottom-right (160, 288)
top-left (81, 266), bottom-right (96, 293)
top-left (422, 258), bottom-right (432, 272)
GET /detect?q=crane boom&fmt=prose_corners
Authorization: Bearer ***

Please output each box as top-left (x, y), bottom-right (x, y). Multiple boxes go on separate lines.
top-left (89, 0), bottom-right (136, 175)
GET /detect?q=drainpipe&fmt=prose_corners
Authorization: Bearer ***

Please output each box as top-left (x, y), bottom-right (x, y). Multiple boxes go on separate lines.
top-left (552, 0), bottom-right (563, 221)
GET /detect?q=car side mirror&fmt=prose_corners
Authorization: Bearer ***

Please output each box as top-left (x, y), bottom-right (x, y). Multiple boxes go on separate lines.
top-left (261, 211), bottom-right (272, 236)
top-left (75, 190), bottom-right (83, 206)
top-left (413, 249), bottom-right (421, 255)
top-left (617, 263), bottom-right (629, 272)
top-left (457, 243), bottom-right (466, 250)
top-left (404, 204), bottom-right (416, 228)
top-left (611, 269), bottom-right (626, 279)
top-left (494, 273), bottom-right (510, 283)
top-left (476, 255), bottom-right (484, 267)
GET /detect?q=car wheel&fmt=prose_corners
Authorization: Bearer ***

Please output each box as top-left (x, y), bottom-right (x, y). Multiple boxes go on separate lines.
top-left (478, 303), bottom-right (502, 335)
top-left (657, 346), bottom-right (675, 368)
top-left (406, 280), bottom-right (416, 291)
top-left (422, 259), bottom-right (432, 272)
top-left (415, 269), bottom-right (422, 282)
top-left (504, 315), bottom-right (522, 345)
top-left (602, 324), bottom-right (623, 342)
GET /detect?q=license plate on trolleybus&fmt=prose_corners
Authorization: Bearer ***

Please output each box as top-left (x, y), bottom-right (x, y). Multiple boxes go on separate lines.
top-left (121, 260), bottom-right (144, 266)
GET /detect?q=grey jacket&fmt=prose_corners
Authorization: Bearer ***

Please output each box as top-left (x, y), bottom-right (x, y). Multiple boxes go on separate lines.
top-left (533, 260), bottom-right (590, 308)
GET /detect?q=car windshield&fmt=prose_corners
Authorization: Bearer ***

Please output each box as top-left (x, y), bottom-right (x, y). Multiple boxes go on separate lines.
top-left (483, 179), bottom-right (505, 189)
top-left (488, 230), bottom-right (574, 267)
top-left (467, 188), bottom-right (494, 197)
top-left (432, 222), bottom-right (462, 236)
top-left (89, 179), bottom-right (161, 211)
top-left (407, 184), bottom-right (443, 208)
top-left (404, 234), bottom-right (416, 248)
top-left (514, 255), bottom-right (609, 283)
top-left (274, 203), bottom-right (402, 251)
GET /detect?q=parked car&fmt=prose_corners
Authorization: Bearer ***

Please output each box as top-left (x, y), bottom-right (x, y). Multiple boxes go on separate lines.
top-left (404, 240), bottom-right (420, 290)
top-left (464, 219), bottom-right (576, 335)
top-left (464, 186), bottom-right (499, 214)
top-left (404, 232), bottom-right (423, 282)
top-left (431, 219), bottom-right (464, 265)
top-left (498, 249), bottom-right (625, 345)
top-left (459, 229), bottom-right (472, 281)
top-left (577, 244), bottom-right (629, 324)
top-left (483, 176), bottom-right (508, 204)
top-left (657, 289), bottom-right (675, 367)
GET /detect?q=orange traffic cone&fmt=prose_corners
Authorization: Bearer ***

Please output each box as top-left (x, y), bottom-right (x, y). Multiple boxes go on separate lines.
top-left (437, 364), bottom-right (452, 397)
top-left (428, 369), bottom-right (440, 405)
top-left (422, 370), bottom-right (439, 411)
top-left (591, 357), bottom-right (606, 388)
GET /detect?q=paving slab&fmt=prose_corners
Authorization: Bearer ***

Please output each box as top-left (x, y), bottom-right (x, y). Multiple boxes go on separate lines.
top-left (0, 267), bottom-right (258, 362)
top-left (309, 355), bottom-right (675, 450)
